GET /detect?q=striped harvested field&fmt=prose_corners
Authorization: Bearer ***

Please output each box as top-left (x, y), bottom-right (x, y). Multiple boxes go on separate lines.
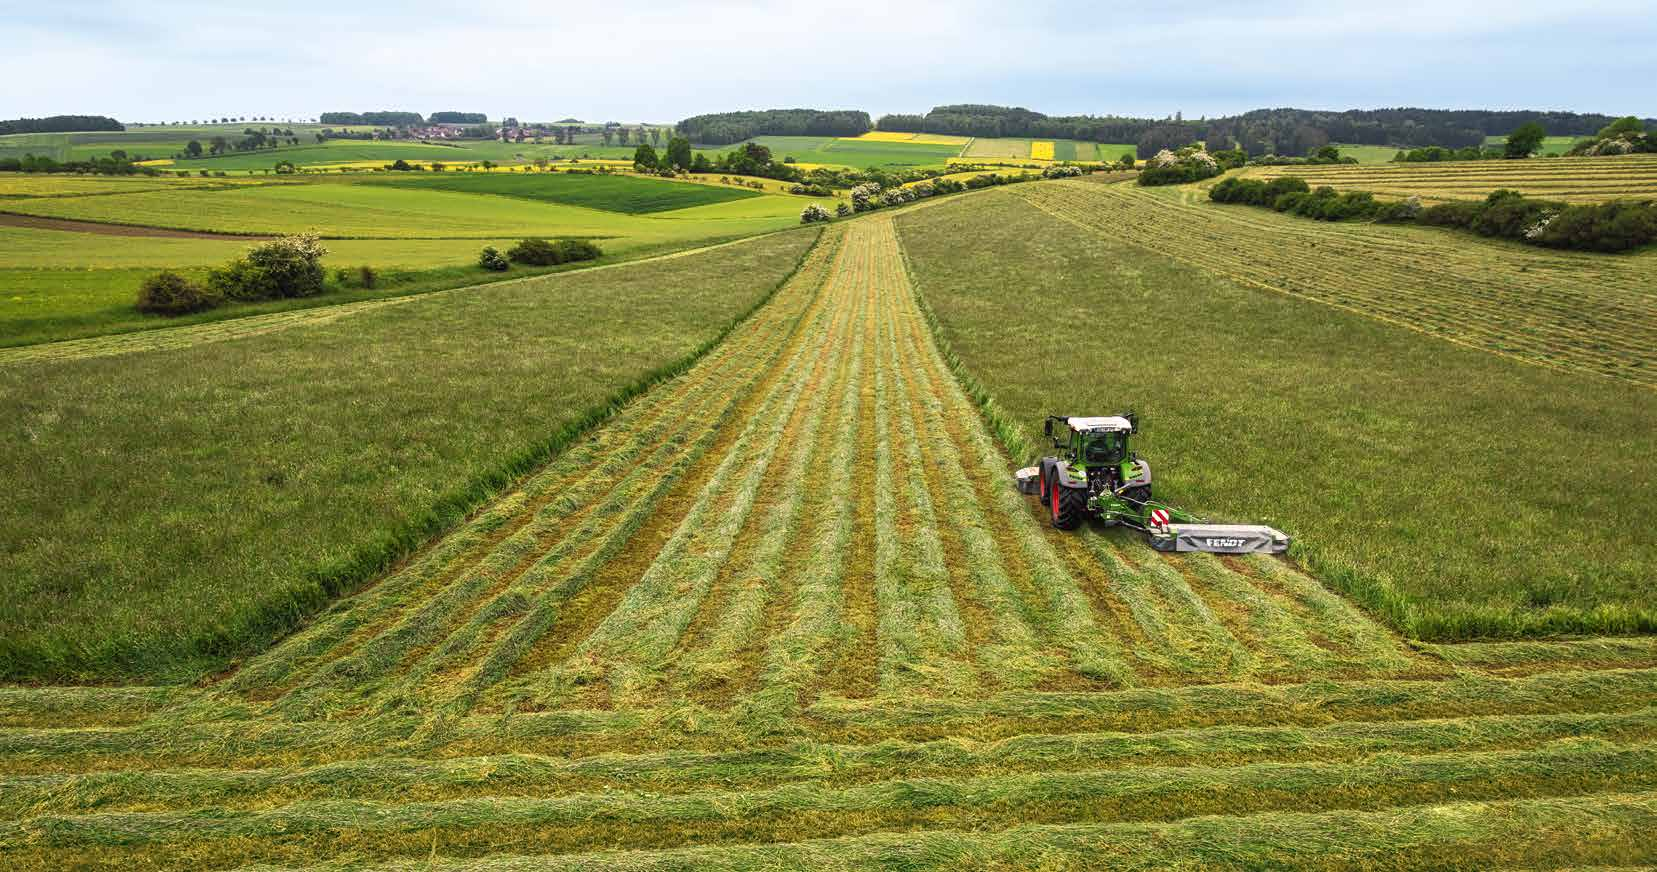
top-left (1242, 153), bottom-right (1657, 203)
top-left (1014, 178), bottom-right (1657, 385)
top-left (1, 211), bottom-right (1654, 868)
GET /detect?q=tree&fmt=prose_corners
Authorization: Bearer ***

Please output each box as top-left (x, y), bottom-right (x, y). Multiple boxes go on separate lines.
top-left (665, 135), bottom-right (693, 170)
top-left (650, 128), bottom-right (662, 146)
top-left (185, 140), bottom-right (203, 158)
top-left (601, 128), bottom-right (614, 146)
top-left (618, 127), bottom-right (631, 145)
top-left (1598, 116), bottom-right (1644, 139)
top-left (633, 143), bottom-right (659, 172)
top-left (1505, 122), bottom-right (1546, 158)
top-left (209, 136), bottom-right (228, 155)
top-left (1314, 144), bottom-right (1341, 162)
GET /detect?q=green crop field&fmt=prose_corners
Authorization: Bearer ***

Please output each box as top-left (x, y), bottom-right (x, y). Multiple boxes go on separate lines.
top-left (0, 208), bottom-right (1654, 870)
top-left (0, 170), bottom-right (814, 345)
top-left (0, 143), bottom-right (1653, 869)
top-left (1483, 134), bottom-right (1588, 156)
top-left (1332, 143), bottom-right (1401, 163)
top-left (1244, 152), bottom-right (1657, 202)
top-left (742, 135), bottom-right (964, 168)
top-left (365, 171), bottom-right (760, 213)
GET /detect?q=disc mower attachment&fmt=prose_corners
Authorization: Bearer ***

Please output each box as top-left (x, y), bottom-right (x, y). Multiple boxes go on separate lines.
top-left (1014, 467), bottom-right (1041, 495)
top-left (1148, 524), bottom-right (1290, 554)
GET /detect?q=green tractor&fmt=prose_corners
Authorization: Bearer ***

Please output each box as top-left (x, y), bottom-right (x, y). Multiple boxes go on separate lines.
top-left (1015, 413), bottom-right (1290, 554)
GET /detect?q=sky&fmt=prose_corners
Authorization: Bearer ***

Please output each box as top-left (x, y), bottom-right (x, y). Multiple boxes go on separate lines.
top-left (4, 0), bottom-right (1655, 124)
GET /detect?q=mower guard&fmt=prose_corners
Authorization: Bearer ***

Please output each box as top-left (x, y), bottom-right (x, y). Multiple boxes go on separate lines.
top-left (1148, 523), bottom-right (1290, 555)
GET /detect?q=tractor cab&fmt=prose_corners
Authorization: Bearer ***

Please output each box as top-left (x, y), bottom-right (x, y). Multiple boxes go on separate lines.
top-left (1046, 414), bottom-right (1136, 470)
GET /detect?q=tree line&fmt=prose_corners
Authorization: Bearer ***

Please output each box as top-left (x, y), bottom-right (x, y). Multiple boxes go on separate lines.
top-left (675, 109), bottom-right (872, 145)
top-left (318, 111), bottom-right (427, 126)
top-left (874, 105), bottom-right (1657, 159)
top-left (0, 115), bottom-right (124, 135)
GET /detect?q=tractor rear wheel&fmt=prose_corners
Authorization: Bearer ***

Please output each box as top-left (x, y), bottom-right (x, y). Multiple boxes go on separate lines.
top-left (1052, 484), bottom-right (1086, 530)
top-left (1038, 463), bottom-right (1051, 501)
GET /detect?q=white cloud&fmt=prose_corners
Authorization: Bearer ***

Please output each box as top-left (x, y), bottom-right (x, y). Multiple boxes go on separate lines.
top-left (2, 0), bottom-right (1652, 122)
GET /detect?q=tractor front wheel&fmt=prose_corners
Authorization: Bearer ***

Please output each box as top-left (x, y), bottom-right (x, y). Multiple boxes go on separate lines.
top-left (1052, 484), bottom-right (1086, 530)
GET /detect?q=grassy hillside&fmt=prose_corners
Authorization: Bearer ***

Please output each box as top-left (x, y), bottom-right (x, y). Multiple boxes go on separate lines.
top-left (897, 183), bottom-right (1656, 641)
top-left (0, 214), bottom-right (1651, 869)
top-left (1244, 152), bottom-right (1657, 203)
top-left (0, 227), bottom-right (820, 681)
top-left (364, 172), bottom-right (761, 213)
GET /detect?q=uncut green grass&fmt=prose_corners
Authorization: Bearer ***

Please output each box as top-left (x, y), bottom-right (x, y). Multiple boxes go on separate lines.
top-left (0, 227), bottom-right (821, 682)
top-left (896, 189), bottom-right (1656, 641)
top-left (1333, 143), bottom-right (1402, 163)
top-left (744, 136), bottom-right (962, 168)
top-left (1, 181), bottom-right (796, 239)
top-left (362, 172), bottom-right (759, 213)
top-left (0, 227), bottom-right (786, 347)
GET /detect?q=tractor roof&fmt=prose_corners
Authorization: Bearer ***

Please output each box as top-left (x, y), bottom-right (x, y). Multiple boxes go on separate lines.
top-left (1067, 416), bottom-right (1133, 432)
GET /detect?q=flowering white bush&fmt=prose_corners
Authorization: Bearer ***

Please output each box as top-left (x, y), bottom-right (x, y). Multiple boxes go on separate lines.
top-left (879, 186), bottom-right (917, 207)
top-left (1399, 195), bottom-right (1423, 219)
top-left (835, 202), bottom-right (852, 217)
top-left (800, 204), bottom-right (832, 224)
top-left (1149, 148), bottom-right (1179, 168)
top-left (1041, 164), bottom-right (1085, 179)
top-left (1523, 211), bottom-right (1557, 240)
top-left (850, 182), bottom-right (882, 212)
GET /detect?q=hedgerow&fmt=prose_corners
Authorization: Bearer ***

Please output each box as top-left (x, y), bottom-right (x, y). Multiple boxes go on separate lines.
top-left (1210, 179), bottom-right (1657, 252)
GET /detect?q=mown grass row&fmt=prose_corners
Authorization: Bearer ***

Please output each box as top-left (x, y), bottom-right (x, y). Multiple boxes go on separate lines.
top-left (5, 744), bottom-right (1652, 869)
top-left (7, 708), bottom-right (1651, 816)
top-left (228, 791), bottom-right (1657, 871)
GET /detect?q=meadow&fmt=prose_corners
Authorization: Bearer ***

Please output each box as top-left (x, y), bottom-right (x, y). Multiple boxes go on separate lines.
top-left (744, 135), bottom-right (965, 168)
top-left (899, 180), bottom-right (1656, 640)
top-left (363, 171), bottom-right (761, 213)
top-left (0, 211), bottom-right (1652, 869)
top-left (0, 171), bottom-right (813, 344)
top-left (0, 227), bottom-right (820, 680)
top-left (1243, 152), bottom-right (1657, 203)
top-left (1483, 134), bottom-right (1587, 156)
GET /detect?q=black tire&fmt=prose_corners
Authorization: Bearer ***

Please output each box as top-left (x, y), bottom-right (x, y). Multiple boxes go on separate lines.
top-left (1122, 485), bottom-right (1151, 506)
top-left (1053, 484), bottom-right (1087, 530)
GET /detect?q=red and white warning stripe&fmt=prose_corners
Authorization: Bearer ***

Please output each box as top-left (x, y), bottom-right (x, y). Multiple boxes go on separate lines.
top-left (1149, 508), bottom-right (1170, 528)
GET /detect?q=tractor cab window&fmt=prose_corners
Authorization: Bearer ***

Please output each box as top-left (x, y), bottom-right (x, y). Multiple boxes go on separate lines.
top-left (1083, 431), bottom-right (1124, 464)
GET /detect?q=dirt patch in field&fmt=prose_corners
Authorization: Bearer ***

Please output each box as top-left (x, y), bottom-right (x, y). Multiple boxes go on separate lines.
top-left (0, 211), bottom-right (270, 239)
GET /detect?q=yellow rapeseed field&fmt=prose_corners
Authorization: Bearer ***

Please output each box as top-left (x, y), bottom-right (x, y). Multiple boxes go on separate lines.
top-left (1030, 141), bottom-right (1056, 160)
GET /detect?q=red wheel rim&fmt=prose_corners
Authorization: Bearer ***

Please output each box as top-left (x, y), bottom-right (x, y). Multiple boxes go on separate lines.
top-left (1050, 480), bottom-right (1060, 518)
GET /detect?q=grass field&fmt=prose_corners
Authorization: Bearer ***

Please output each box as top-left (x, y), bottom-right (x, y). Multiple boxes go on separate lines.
top-left (900, 180), bottom-right (1655, 641)
top-left (0, 170), bottom-right (812, 346)
top-left (1483, 134), bottom-right (1588, 156)
top-left (0, 227), bottom-right (821, 680)
top-left (1243, 152), bottom-right (1657, 203)
top-left (363, 171), bottom-right (761, 213)
top-left (0, 212), bottom-right (1652, 868)
top-left (1332, 143), bottom-right (1401, 163)
top-left (743, 136), bottom-right (965, 168)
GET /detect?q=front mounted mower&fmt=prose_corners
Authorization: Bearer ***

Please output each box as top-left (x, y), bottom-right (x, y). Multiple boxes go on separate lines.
top-left (1014, 413), bottom-right (1290, 554)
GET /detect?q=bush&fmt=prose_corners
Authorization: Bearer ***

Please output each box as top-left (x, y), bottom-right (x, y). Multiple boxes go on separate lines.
top-left (800, 204), bottom-right (832, 224)
top-left (136, 271), bottom-right (220, 316)
top-left (358, 265), bottom-right (378, 289)
top-left (208, 234), bottom-right (327, 301)
top-left (788, 183), bottom-right (832, 196)
top-left (478, 246), bottom-right (510, 271)
top-left (506, 237), bottom-right (603, 266)
top-left (1534, 200), bottom-right (1657, 252)
top-left (835, 203), bottom-right (852, 218)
